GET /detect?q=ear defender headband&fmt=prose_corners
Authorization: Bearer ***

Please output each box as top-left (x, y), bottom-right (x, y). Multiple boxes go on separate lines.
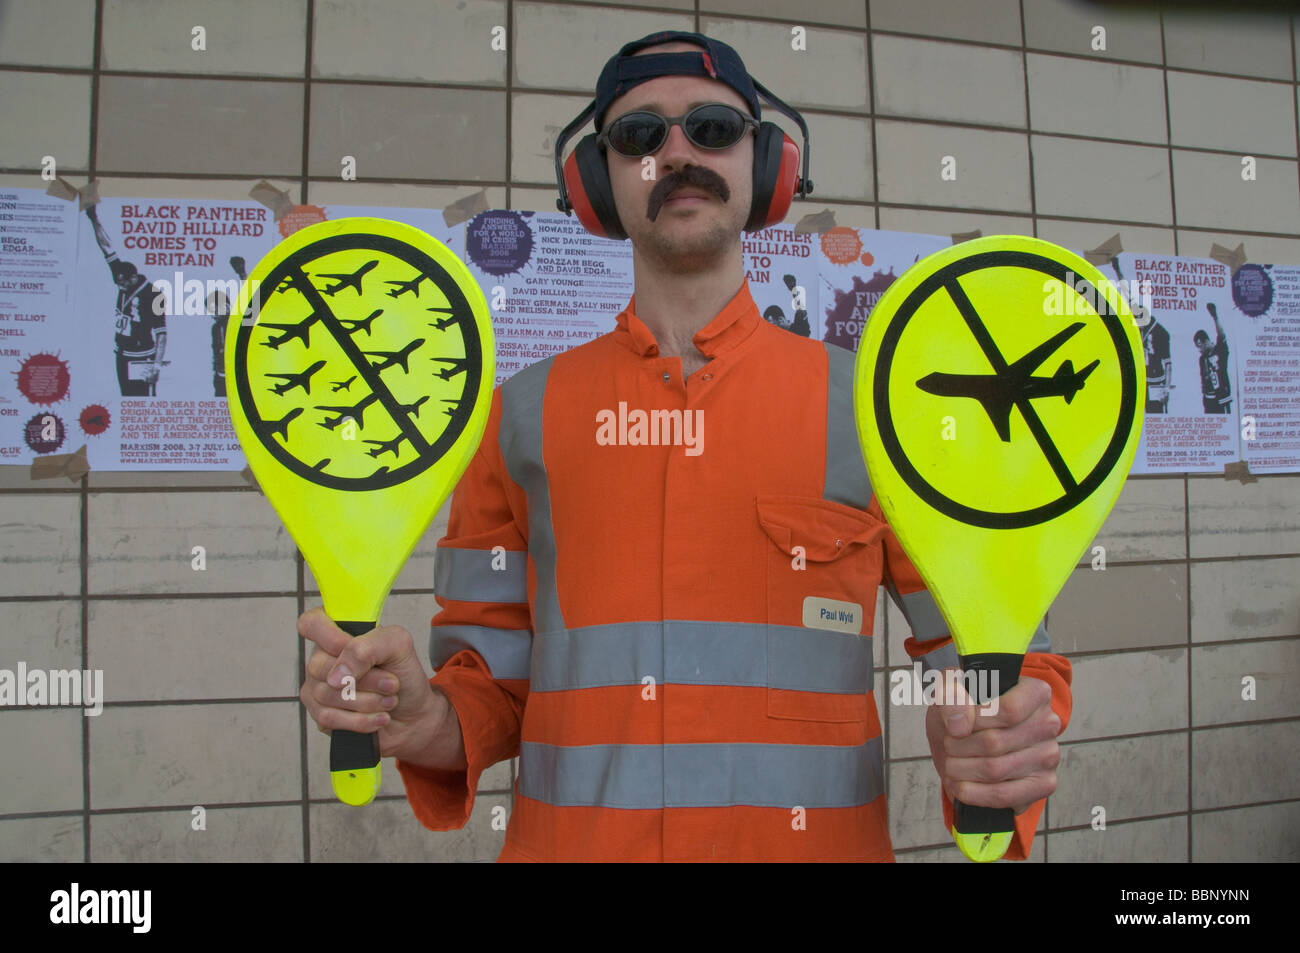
top-left (553, 31), bottom-right (813, 241)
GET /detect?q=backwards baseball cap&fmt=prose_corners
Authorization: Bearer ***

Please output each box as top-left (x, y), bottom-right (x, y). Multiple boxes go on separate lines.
top-left (593, 31), bottom-right (761, 131)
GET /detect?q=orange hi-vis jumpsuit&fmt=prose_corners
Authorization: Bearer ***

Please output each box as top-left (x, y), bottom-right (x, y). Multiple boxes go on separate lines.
top-left (397, 281), bottom-right (1073, 861)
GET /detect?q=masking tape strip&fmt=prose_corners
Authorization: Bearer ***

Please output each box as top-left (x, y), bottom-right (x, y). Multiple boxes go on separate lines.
top-left (249, 180), bottom-right (295, 221)
top-left (1083, 233), bottom-right (1124, 267)
top-left (950, 229), bottom-right (982, 244)
top-left (1209, 242), bottom-right (1247, 277)
top-left (794, 209), bottom-right (836, 235)
top-left (443, 189), bottom-right (490, 228)
top-left (29, 444), bottom-right (89, 482)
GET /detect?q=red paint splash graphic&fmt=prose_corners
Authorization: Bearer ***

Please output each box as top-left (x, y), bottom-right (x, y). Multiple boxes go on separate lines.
top-left (80, 404), bottom-right (111, 436)
top-left (278, 205), bottom-right (328, 238)
top-left (15, 353), bottom-right (71, 405)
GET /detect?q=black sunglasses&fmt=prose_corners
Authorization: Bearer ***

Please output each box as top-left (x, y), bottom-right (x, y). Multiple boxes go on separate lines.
top-left (598, 103), bottom-right (759, 158)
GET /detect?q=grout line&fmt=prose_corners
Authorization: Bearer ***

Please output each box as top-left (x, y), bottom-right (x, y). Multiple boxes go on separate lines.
top-left (1020, 0), bottom-right (1039, 243)
top-left (1184, 473), bottom-right (1194, 862)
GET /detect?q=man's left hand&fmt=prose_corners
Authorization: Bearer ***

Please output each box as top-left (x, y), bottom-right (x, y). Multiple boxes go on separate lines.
top-left (926, 670), bottom-right (1061, 815)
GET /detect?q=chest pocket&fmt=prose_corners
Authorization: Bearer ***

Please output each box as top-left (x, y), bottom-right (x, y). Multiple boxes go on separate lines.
top-left (758, 495), bottom-right (885, 723)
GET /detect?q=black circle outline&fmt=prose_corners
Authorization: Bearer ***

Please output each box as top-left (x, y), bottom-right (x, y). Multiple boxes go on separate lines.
top-left (233, 232), bottom-right (483, 491)
top-left (872, 250), bottom-right (1138, 529)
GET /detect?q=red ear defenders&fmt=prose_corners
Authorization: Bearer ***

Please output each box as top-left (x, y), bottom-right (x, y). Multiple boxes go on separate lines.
top-left (554, 78), bottom-right (813, 241)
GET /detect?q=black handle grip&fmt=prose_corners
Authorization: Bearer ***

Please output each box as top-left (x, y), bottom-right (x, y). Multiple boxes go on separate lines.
top-left (329, 620), bottom-right (380, 776)
top-left (952, 653), bottom-right (1023, 840)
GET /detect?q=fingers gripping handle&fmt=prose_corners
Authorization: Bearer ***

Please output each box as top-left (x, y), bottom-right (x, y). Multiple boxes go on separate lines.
top-left (330, 620), bottom-right (382, 806)
top-left (951, 653), bottom-right (1022, 863)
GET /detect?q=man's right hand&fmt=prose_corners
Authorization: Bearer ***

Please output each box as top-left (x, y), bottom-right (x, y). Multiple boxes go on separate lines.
top-left (298, 607), bottom-right (466, 770)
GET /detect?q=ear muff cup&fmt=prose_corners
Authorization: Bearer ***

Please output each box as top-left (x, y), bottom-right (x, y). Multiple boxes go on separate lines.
top-left (746, 121), bottom-right (801, 232)
top-left (563, 135), bottom-right (627, 241)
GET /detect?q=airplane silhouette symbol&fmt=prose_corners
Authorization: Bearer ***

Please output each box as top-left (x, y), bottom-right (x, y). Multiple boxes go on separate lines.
top-left (363, 338), bottom-right (424, 373)
top-left (430, 356), bottom-right (471, 380)
top-left (330, 375), bottom-right (356, 393)
top-left (916, 322), bottom-right (1100, 443)
top-left (339, 309), bottom-right (383, 336)
top-left (265, 360), bottom-right (326, 397)
top-left (312, 458), bottom-right (331, 471)
top-left (258, 311), bottom-right (320, 350)
top-left (427, 313), bottom-right (458, 332)
top-left (441, 397), bottom-right (461, 417)
top-left (275, 272), bottom-right (314, 296)
top-left (316, 260), bottom-right (379, 297)
top-left (397, 395), bottom-right (429, 418)
top-left (262, 407), bottom-right (303, 442)
top-left (364, 433), bottom-right (409, 459)
top-left (386, 272), bottom-right (431, 298)
top-left (315, 392), bottom-right (379, 430)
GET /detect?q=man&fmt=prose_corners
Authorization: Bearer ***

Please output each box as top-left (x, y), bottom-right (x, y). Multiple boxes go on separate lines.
top-left (87, 204), bottom-right (167, 396)
top-left (299, 31), bottom-right (1070, 862)
top-left (1196, 302), bottom-right (1232, 414)
top-left (1143, 316), bottom-right (1173, 414)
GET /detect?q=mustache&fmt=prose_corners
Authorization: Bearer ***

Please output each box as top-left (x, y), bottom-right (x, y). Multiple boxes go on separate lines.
top-left (646, 166), bottom-right (731, 221)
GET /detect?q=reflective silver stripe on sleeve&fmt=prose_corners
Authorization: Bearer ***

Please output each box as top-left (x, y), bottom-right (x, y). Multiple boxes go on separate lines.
top-left (499, 358), bottom-right (565, 636)
top-left (891, 585), bottom-right (950, 641)
top-left (528, 620), bottom-right (871, 695)
top-left (518, 738), bottom-right (885, 809)
top-left (434, 545), bottom-right (527, 604)
top-left (430, 623), bottom-right (532, 680)
top-left (822, 342), bottom-right (871, 509)
top-left (915, 641), bottom-right (959, 674)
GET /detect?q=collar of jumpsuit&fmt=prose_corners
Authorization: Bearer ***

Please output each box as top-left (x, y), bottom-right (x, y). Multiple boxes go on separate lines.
top-left (613, 279), bottom-right (761, 363)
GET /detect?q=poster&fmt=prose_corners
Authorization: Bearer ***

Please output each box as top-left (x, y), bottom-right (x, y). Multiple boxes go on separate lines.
top-left (71, 197), bottom-right (279, 470)
top-left (1235, 263), bottom-right (1300, 473)
top-left (742, 223), bottom-right (820, 341)
top-left (462, 210), bottom-right (631, 386)
top-left (1114, 253), bottom-right (1241, 474)
top-left (818, 227), bottom-right (949, 351)
top-left (0, 189), bottom-right (81, 463)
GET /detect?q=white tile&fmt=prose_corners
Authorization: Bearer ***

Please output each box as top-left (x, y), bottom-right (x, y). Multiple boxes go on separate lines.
top-left (0, 815), bottom-right (84, 862)
top-left (886, 757), bottom-right (946, 849)
top-left (88, 700), bottom-right (300, 808)
top-left (703, 19), bottom-right (869, 112)
top-left (0, 494), bottom-right (82, 597)
top-left (1192, 640), bottom-right (1299, 725)
top-left (1053, 733), bottom-right (1188, 827)
top-left (1193, 720), bottom-right (1300, 809)
top-left (310, 791), bottom-right (507, 861)
top-left (877, 206), bottom-right (1034, 239)
top-left (87, 597), bottom-right (301, 701)
top-left (1049, 564), bottom-right (1188, 654)
top-left (0, 709), bottom-right (84, 813)
top-left (1175, 230), bottom-right (1300, 269)
top-left (305, 183), bottom-right (508, 214)
top-left (1082, 477), bottom-right (1187, 564)
top-left (1035, 219), bottom-right (1176, 259)
top-left (1172, 150), bottom-right (1300, 235)
top-left (91, 804), bottom-right (302, 861)
top-left (313, 0), bottom-right (507, 85)
top-left (1162, 9), bottom-right (1294, 81)
top-left (873, 35), bottom-right (1025, 128)
top-left (1190, 557), bottom-right (1300, 643)
top-left (1046, 814), bottom-right (1186, 862)
top-left (1192, 801), bottom-right (1300, 862)
top-left (1064, 649), bottom-right (1188, 741)
top-left (87, 489), bottom-right (297, 595)
top-left (512, 2), bottom-right (694, 92)
top-left (0, 0), bottom-right (96, 67)
top-left (1022, 0), bottom-right (1163, 64)
top-left (1188, 475), bottom-right (1300, 558)
top-left (870, 0), bottom-right (1023, 46)
top-left (1027, 54), bottom-right (1166, 145)
top-left (876, 120), bottom-right (1030, 212)
top-left (0, 72), bottom-right (91, 171)
top-left (100, 0), bottom-right (307, 75)
top-left (511, 92), bottom-right (594, 186)
top-left (0, 599), bottom-right (82, 672)
top-left (798, 112), bottom-right (873, 202)
top-left (1032, 135), bottom-right (1171, 224)
top-left (1168, 71), bottom-right (1296, 156)
top-left (705, 0), bottom-right (865, 28)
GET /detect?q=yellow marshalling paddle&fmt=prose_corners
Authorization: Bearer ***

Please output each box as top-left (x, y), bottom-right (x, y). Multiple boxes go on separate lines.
top-left (853, 235), bottom-right (1143, 861)
top-left (226, 217), bottom-right (494, 806)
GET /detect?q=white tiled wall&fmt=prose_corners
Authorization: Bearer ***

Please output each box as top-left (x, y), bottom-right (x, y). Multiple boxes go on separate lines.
top-left (0, 0), bottom-right (1296, 865)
